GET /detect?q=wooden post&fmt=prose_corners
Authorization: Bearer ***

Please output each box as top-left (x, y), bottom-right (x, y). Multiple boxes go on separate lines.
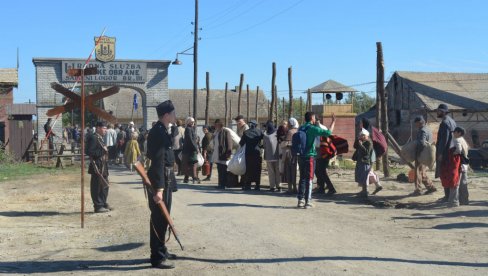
top-left (282, 97), bottom-right (285, 122)
top-left (246, 84), bottom-right (250, 122)
top-left (269, 62), bottom-right (276, 121)
top-left (188, 100), bottom-right (191, 117)
top-left (307, 88), bottom-right (312, 111)
top-left (300, 96), bottom-right (303, 120)
top-left (238, 73), bottom-right (244, 116)
top-left (80, 69), bottom-right (85, 229)
top-left (371, 43), bottom-right (383, 171)
top-left (377, 42), bottom-right (390, 177)
top-left (224, 82), bottom-right (228, 126)
top-left (255, 86), bottom-right (259, 123)
top-left (229, 99), bottom-right (232, 127)
top-left (205, 72), bottom-right (210, 126)
top-left (288, 66), bottom-right (293, 118)
top-left (274, 85), bottom-right (278, 124)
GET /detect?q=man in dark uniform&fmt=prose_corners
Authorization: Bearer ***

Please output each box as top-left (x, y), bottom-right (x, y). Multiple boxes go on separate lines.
top-left (146, 100), bottom-right (177, 269)
top-left (86, 121), bottom-right (111, 213)
top-left (44, 118), bottom-right (56, 156)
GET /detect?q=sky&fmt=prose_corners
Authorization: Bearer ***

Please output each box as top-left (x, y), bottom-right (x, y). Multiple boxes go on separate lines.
top-left (2, 0), bottom-right (488, 104)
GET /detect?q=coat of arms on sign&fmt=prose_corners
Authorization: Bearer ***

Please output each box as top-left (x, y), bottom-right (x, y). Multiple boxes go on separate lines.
top-left (94, 36), bottom-right (116, 62)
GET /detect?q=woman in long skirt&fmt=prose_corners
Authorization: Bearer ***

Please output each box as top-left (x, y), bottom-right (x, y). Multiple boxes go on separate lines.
top-left (354, 128), bottom-right (373, 197)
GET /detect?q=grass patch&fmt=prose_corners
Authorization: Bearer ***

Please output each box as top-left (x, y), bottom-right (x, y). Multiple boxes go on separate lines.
top-left (0, 162), bottom-right (79, 182)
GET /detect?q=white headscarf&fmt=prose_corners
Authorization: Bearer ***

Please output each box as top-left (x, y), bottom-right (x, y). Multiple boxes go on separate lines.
top-left (185, 117), bottom-right (195, 125)
top-left (360, 128), bottom-right (370, 136)
top-left (288, 118), bottom-right (299, 129)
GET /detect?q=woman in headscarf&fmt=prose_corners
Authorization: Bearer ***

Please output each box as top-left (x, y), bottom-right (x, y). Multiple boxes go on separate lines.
top-left (239, 120), bottom-right (264, 191)
top-left (283, 118), bottom-right (299, 194)
top-left (354, 128), bottom-right (374, 197)
top-left (277, 120), bottom-right (288, 183)
top-left (182, 117), bottom-right (200, 184)
top-left (264, 121), bottom-right (281, 191)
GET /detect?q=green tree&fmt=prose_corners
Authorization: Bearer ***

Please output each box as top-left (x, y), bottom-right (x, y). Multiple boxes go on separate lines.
top-left (345, 92), bottom-right (376, 114)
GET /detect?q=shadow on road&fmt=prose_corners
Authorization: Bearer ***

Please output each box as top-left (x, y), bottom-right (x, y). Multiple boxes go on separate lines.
top-left (177, 255), bottom-right (488, 267)
top-left (95, 242), bottom-right (145, 252)
top-left (0, 259), bottom-right (148, 274)
top-left (189, 202), bottom-right (295, 209)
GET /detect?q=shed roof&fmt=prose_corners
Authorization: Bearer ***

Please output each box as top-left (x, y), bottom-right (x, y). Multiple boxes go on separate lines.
top-left (310, 80), bottom-right (358, 93)
top-left (0, 68), bottom-right (18, 87)
top-left (7, 104), bottom-right (37, 115)
top-left (169, 89), bottom-right (269, 120)
top-left (391, 71), bottom-right (488, 111)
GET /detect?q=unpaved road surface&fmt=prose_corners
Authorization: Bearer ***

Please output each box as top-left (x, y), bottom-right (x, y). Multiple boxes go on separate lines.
top-left (1, 165), bottom-right (487, 275)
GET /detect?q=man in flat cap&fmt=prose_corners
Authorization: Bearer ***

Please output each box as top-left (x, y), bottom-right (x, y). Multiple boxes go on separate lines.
top-left (435, 103), bottom-right (457, 202)
top-left (86, 121), bottom-right (111, 213)
top-left (146, 100), bottom-right (177, 269)
top-left (413, 115), bottom-right (436, 196)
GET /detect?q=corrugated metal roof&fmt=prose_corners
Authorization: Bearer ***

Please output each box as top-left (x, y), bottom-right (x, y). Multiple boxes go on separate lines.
top-left (0, 68), bottom-right (18, 86)
top-left (7, 104), bottom-right (36, 115)
top-left (393, 71), bottom-right (488, 111)
top-left (310, 80), bottom-right (358, 93)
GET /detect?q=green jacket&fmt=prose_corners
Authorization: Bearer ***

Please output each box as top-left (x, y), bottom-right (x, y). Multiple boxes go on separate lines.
top-left (302, 122), bottom-right (332, 157)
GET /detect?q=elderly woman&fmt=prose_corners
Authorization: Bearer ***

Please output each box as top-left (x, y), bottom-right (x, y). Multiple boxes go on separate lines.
top-left (182, 117), bottom-right (200, 184)
top-left (283, 118), bottom-right (299, 194)
top-left (353, 128), bottom-right (374, 197)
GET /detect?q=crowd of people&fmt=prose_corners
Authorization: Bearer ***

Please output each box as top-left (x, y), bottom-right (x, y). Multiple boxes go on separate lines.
top-left (78, 100), bottom-right (471, 270)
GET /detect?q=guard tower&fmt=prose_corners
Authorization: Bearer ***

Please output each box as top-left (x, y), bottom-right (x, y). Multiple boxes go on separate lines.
top-left (310, 80), bottom-right (357, 157)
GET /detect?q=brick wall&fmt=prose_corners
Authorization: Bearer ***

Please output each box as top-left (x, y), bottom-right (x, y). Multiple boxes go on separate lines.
top-left (322, 116), bottom-right (356, 157)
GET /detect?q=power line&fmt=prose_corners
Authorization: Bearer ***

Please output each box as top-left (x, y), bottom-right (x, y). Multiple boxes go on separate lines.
top-left (204, 0), bottom-right (266, 31)
top-left (200, 0), bottom-right (251, 23)
top-left (205, 0), bottom-right (305, 40)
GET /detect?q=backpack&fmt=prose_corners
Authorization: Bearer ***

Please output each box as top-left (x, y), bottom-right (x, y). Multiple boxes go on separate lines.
top-left (291, 125), bottom-right (310, 156)
top-left (372, 127), bottom-right (387, 158)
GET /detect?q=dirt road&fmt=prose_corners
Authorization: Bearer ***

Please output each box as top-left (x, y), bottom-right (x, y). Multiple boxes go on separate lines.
top-left (0, 165), bottom-right (487, 275)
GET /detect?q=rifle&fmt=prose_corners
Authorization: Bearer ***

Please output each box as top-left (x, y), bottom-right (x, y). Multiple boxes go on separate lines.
top-left (133, 161), bottom-right (184, 251)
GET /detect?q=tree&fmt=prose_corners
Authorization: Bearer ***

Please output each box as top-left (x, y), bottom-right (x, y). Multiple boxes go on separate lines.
top-left (346, 92), bottom-right (376, 114)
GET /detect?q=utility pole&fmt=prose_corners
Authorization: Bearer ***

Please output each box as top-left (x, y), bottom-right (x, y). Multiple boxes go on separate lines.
top-left (193, 0), bottom-right (199, 121)
top-left (288, 66), bottom-right (293, 118)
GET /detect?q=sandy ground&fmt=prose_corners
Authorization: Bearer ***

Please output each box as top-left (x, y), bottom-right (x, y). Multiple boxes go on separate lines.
top-left (0, 164), bottom-right (487, 275)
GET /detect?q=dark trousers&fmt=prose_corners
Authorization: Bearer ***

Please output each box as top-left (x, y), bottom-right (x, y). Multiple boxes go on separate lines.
top-left (148, 169), bottom-right (173, 266)
top-left (298, 157), bottom-right (315, 202)
top-left (108, 146), bottom-right (116, 160)
top-left (174, 150), bottom-right (182, 174)
top-left (217, 163), bottom-right (227, 189)
top-left (315, 158), bottom-right (335, 192)
top-left (90, 173), bottom-right (109, 210)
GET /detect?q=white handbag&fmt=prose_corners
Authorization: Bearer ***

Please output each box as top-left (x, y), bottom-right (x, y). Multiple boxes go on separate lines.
top-left (197, 152), bottom-right (205, 167)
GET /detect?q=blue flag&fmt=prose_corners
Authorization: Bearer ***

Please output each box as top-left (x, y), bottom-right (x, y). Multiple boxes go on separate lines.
top-left (133, 94), bottom-right (138, 110)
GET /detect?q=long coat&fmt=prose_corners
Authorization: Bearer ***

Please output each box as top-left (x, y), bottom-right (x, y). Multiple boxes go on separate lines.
top-left (435, 115), bottom-right (456, 178)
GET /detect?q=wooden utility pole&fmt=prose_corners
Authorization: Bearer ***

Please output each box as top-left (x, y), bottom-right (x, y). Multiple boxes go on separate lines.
top-left (237, 73), bottom-right (244, 116)
top-left (193, 0), bottom-right (199, 121)
top-left (205, 72), bottom-right (210, 126)
top-left (269, 62), bottom-right (276, 121)
top-left (288, 66), bottom-right (293, 118)
top-left (246, 84), bottom-right (250, 121)
top-left (224, 82), bottom-right (228, 126)
top-left (255, 86), bottom-right (259, 123)
top-left (377, 42), bottom-right (390, 177)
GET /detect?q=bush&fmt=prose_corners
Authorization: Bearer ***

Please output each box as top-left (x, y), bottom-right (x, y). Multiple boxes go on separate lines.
top-left (0, 147), bottom-right (17, 165)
